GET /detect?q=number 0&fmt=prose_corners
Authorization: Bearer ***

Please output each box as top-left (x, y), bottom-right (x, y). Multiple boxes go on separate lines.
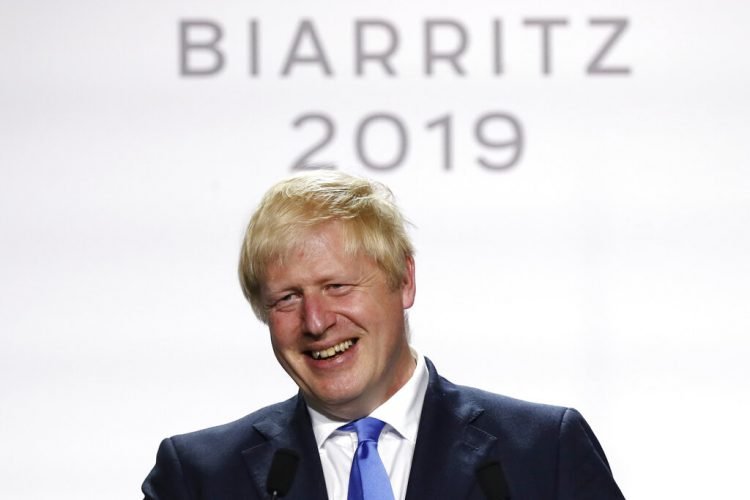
top-left (356, 113), bottom-right (408, 170)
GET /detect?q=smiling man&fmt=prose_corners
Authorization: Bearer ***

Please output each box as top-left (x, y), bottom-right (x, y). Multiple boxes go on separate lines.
top-left (143, 171), bottom-right (625, 500)
top-left (259, 220), bottom-right (416, 422)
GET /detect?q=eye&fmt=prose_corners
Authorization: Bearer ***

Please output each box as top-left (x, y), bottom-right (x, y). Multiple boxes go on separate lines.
top-left (326, 283), bottom-right (352, 296)
top-left (270, 292), bottom-right (301, 311)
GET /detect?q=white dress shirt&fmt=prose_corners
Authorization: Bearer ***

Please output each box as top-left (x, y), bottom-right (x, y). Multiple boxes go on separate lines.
top-left (308, 349), bottom-right (429, 500)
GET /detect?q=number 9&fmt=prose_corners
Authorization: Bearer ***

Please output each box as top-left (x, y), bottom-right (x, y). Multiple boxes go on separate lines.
top-left (474, 112), bottom-right (524, 170)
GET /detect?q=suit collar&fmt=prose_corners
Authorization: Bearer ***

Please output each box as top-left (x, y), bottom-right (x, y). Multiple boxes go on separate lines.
top-left (405, 358), bottom-right (498, 500)
top-left (241, 395), bottom-right (328, 499)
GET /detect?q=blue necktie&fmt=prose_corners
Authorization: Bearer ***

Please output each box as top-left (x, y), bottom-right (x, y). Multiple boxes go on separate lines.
top-left (339, 417), bottom-right (395, 500)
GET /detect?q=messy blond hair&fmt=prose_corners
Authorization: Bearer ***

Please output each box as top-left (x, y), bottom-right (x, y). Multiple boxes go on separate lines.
top-left (238, 170), bottom-right (414, 322)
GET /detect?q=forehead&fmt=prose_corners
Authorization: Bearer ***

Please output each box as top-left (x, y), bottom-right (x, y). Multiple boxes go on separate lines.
top-left (263, 222), bottom-right (376, 285)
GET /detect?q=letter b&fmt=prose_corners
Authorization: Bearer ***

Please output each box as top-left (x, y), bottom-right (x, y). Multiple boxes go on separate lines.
top-left (179, 20), bottom-right (224, 76)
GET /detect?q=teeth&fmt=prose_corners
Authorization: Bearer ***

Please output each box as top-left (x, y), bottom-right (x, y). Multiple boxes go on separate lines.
top-left (312, 340), bottom-right (354, 360)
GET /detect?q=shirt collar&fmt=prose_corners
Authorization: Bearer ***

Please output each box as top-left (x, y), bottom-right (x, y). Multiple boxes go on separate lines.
top-left (308, 347), bottom-right (429, 448)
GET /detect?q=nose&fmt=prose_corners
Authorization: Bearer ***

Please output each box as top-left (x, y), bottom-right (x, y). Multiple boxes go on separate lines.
top-left (302, 293), bottom-right (335, 336)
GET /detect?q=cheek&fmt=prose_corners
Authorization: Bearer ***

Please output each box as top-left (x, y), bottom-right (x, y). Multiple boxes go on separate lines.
top-left (268, 317), bottom-right (297, 349)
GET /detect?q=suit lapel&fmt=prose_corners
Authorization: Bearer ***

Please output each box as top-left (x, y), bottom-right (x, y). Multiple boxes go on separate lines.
top-left (405, 360), bottom-right (498, 500)
top-left (241, 395), bottom-right (328, 500)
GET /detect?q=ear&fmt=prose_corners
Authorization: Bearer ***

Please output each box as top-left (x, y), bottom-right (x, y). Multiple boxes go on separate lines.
top-left (401, 256), bottom-right (416, 309)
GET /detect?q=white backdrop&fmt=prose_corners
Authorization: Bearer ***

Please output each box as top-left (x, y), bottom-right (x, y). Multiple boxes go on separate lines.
top-left (2, 1), bottom-right (749, 498)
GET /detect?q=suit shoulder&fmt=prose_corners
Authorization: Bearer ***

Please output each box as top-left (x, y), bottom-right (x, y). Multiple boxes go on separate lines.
top-left (446, 377), bottom-right (568, 423)
top-left (167, 395), bottom-right (298, 459)
top-left (425, 358), bottom-right (568, 426)
top-left (434, 375), bottom-right (575, 454)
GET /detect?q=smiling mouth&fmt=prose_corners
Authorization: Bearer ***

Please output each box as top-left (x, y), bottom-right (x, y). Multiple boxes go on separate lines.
top-left (309, 339), bottom-right (357, 360)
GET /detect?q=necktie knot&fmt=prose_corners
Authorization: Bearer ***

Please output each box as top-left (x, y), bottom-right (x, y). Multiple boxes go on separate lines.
top-left (341, 417), bottom-right (387, 445)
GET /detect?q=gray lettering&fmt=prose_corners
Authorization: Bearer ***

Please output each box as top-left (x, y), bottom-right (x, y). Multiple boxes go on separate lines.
top-left (426, 114), bottom-right (453, 170)
top-left (249, 19), bottom-right (259, 76)
top-left (492, 19), bottom-right (504, 76)
top-left (523, 18), bottom-right (569, 76)
top-left (179, 20), bottom-right (224, 76)
top-left (587, 18), bottom-right (631, 75)
top-left (291, 113), bottom-right (336, 170)
top-left (475, 112), bottom-right (524, 170)
top-left (356, 20), bottom-right (399, 76)
top-left (356, 113), bottom-right (408, 170)
top-left (281, 20), bottom-right (333, 77)
top-left (424, 19), bottom-right (469, 76)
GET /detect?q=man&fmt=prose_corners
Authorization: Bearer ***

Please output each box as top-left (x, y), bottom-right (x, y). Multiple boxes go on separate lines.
top-left (143, 171), bottom-right (625, 499)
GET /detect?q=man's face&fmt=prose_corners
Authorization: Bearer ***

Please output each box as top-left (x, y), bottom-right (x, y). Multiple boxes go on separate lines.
top-left (261, 221), bottom-right (416, 420)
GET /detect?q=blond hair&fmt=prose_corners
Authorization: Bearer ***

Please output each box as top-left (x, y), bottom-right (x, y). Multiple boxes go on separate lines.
top-left (239, 171), bottom-right (414, 322)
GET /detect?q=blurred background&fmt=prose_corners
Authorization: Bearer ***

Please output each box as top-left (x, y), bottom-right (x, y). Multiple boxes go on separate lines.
top-left (1, 1), bottom-right (748, 498)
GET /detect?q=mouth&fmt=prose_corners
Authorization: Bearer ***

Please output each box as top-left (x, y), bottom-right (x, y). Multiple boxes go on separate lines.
top-left (307, 338), bottom-right (358, 360)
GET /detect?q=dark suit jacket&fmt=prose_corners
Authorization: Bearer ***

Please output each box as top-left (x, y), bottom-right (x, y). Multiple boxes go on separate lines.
top-left (143, 359), bottom-right (625, 499)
